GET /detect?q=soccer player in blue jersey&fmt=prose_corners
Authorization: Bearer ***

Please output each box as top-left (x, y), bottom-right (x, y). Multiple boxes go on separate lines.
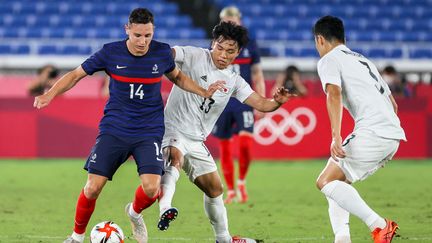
top-left (33, 8), bottom-right (224, 243)
top-left (212, 6), bottom-right (266, 204)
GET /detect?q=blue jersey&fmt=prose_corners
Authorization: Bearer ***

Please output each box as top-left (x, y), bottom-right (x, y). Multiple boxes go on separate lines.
top-left (224, 39), bottom-right (261, 111)
top-left (81, 40), bottom-right (175, 138)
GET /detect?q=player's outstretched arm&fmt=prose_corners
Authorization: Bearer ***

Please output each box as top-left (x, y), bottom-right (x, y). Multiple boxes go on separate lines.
top-left (165, 67), bottom-right (225, 98)
top-left (251, 64), bottom-right (266, 119)
top-left (33, 66), bottom-right (87, 109)
top-left (325, 84), bottom-right (346, 161)
top-left (244, 87), bottom-right (294, 112)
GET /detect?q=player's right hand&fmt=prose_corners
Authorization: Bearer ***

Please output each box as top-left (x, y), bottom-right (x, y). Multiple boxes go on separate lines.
top-left (330, 136), bottom-right (346, 161)
top-left (205, 80), bottom-right (226, 98)
top-left (33, 93), bottom-right (53, 109)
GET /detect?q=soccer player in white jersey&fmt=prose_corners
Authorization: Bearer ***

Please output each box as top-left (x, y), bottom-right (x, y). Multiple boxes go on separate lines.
top-left (313, 16), bottom-right (406, 243)
top-left (155, 21), bottom-right (293, 243)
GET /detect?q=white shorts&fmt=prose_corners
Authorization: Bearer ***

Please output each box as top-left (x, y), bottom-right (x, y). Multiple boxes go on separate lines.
top-left (334, 130), bottom-right (400, 183)
top-left (162, 131), bottom-right (217, 182)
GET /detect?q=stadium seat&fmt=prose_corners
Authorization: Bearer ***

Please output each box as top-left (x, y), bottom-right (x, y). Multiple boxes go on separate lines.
top-left (410, 49), bottom-right (432, 59)
top-left (1, 0), bottom-right (432, 58)
top-left (0, 45), bottom-right (27, 54)
top-left (211, 0), bottom-right (432, 58)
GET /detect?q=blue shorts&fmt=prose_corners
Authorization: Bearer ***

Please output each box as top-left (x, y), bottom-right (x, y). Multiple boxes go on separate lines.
top-left (84, 134), bottom-right (164, 180)
top-left (212, 109), bottom-right (255, 139)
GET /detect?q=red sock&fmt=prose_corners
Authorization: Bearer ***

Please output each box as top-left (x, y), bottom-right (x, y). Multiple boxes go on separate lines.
top-left (239, 135), bottom-right (253, 180)
top-left (132, 185), bottom-right (159, 214)
top-left (74, 189), bottom-right (97, 234)
top-left (220, 139), bottom-right (234, 190)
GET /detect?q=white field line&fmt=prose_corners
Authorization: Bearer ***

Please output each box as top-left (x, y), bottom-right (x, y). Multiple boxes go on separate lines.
top-left (0, 235), bottom-right (432, 242)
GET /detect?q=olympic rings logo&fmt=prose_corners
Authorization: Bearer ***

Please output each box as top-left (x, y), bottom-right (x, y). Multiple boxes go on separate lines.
top-left (254, 107), bottom-right (317, 146)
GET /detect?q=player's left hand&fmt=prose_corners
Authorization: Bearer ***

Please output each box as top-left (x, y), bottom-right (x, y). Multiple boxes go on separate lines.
top-left (33, 93), bottom-right (54, 109)
top-left (273, 87), bottom-right (296, 104)
top-left (205, 80), bottom-right (226, 98)
top-left (330, 136), bottom-right (346, 162)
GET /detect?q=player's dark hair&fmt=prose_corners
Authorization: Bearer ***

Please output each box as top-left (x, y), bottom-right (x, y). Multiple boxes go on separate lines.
top-left (128, 8), bottom-right (154, 25)
top-left (212, 21), bottom-right (249, 50)
top-left (383, 65), bottom-right (397, 74)
top-left (37, 64), bottom-right (59, 79)
top-left (313, 15), bottom-right (345, 43)
top-left (284, 65), bottom-right (299, 82)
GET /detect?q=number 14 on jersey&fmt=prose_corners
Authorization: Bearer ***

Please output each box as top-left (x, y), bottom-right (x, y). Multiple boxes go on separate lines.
top-left (129, 84), bottom-right (144, 99)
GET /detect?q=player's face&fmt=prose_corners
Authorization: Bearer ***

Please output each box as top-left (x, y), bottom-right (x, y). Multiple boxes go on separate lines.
top-left (125, 23), bottom-right (154, 56)
top-left (221, 16), bottom-right (241, 25)
top-left (211, 38), bottom-right (240, 69)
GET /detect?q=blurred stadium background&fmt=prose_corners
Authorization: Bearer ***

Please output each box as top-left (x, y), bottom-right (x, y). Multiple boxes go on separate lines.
top-left (1, 0), bottom-right (431, 158)
top-left (1, 0), bottom-right (431, 242)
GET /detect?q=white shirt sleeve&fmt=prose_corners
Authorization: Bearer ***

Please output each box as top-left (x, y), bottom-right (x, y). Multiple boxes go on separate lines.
top-left (173, 46), bottom-right (185, 63)
top-left (317, 55), bottom-right (342, 93)
top-left (232, 75), bottom-right (254, 103)
top-left (173, 46), bottom-right (204, 66)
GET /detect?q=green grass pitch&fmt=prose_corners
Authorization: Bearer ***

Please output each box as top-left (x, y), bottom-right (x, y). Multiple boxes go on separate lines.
top-left (0, 159), bottom-right (431, 242)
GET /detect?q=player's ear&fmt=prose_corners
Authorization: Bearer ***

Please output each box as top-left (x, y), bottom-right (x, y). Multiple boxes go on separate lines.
top-left (316, 35), bottom-right (324, 45)
top-left (124, 24), bottom-right (130, 35)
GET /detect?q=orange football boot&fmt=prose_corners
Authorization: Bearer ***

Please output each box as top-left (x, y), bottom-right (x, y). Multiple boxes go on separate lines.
top-left (224, 190), bottom-right (237, 204)
top-left (371, 219), bottom-right (399, 243)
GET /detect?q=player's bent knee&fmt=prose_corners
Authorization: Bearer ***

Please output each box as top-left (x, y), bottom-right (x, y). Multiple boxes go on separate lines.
top-left (84, 184), bottom-right (103, 199)
top-left (170, 159), bottom-right (182, 170)
top-left (141, 183), bottom-right (160, 198)
top-left (316, 179), bottom-right (324, 190)
top-left (316, 177), bottom-right (331, 191)
top-left (207, 184), bottom-right (224, 198)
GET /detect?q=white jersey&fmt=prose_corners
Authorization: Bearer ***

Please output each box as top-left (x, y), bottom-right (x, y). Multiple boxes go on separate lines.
top-left (164, 46), bottom-right (254, 141)
top-left (317, 44), bottom-right (406, 141)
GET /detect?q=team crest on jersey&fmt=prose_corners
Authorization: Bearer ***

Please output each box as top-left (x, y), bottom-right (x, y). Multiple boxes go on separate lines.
top-left (152, 64), bottom-right (159, 74)
top-left (219, 87), bottom-right (229, 94)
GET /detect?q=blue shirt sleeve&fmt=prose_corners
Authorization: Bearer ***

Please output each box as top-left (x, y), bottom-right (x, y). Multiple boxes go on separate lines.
top-left (250, 40), bottom-right (261, 65)
top-left (164, 46), bottom-right (176, 74)
top-left (81, 45), bottom-right (107, 75)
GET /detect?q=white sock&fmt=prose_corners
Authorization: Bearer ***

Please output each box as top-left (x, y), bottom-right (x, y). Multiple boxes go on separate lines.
top-left (129, 203), bottom-right (141, 219)
top-left (203, 194), bottom-right (231, 243)
top-left (71, 232), bottom-right (85, 242)
top-left (321, 180), bottom-right (386, 231)
top-left (327, 197), bottom-right (351, 241)
top-left (159, 166), bottom-right (180, 215)
top-left (237, 179), bottom-right (245, 186)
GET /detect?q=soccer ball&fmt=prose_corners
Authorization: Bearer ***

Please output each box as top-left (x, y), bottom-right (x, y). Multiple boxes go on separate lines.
top-left (90, 221), bottom-right (125, 243)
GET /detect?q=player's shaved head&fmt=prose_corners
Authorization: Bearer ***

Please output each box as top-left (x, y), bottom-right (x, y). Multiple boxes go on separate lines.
top-left (128, 8), bottom-right (154, 25)
top-left (313, 15), bottom-right (345, 44)
top-left (212, 21), bottom-right (249, 50)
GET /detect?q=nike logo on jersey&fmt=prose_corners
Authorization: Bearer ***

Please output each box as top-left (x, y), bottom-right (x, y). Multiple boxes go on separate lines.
top-left (116, 65), bottom-right (127, 69)
top-left (200, 75), bottom-right (207, 82)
